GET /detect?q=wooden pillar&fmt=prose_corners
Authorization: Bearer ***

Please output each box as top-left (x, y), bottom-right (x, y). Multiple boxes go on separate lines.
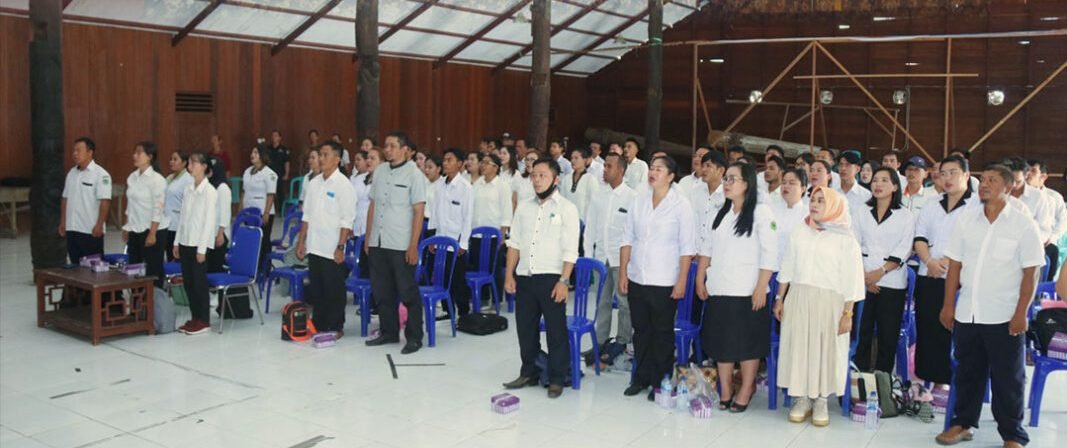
top-left (356, 0), bottom-right (380, 143)
top-left (30, 0), bottom-right (67, 269)
top-left (527, 0), bottom-right (550, 151)
top-left (644, 0), bottom-right (664, 155)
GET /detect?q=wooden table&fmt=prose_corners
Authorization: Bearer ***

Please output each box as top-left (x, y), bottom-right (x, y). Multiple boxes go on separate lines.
top-left (35, 267), bottom-right (155, 345)
top-left (0, 186), bottom-right (29, 238)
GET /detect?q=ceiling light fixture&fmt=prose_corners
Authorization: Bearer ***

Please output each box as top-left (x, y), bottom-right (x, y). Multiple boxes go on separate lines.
top-left (1039, 16), bottom-right (1060, 21)
top-left (838, 24), bottom-right (851, 30)
top-left (749, 90), bottom-right (764, 104)
top-left (1019, 40), bottom-right (1030, 45)
top-left (987, 89), bottom-right (1005, 106)
top-left (873, 16), bottom-right (896, 22)
top-left (710, 58), bottom-right (725, 63)
top-left (905, 62), bottom-right (920, 66)
top-left (892, 90), bottom-right (907, 105)
top-left (819, 90), bottom-right (834, 105)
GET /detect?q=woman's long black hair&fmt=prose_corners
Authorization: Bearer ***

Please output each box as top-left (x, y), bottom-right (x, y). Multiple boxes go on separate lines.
top-left (712, 161), bottom-right (759, 237)
top-left (865, 166), bottom-right (903, 210)
top-left (206, 155), bottom-right (228, 189)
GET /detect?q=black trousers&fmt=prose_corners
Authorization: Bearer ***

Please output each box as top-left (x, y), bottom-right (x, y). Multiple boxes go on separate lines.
top-left (206, 235), bottom-right (228, 273)
top-left (127, 230), bottom-right (164, 288)
top-left (628, 282), bottom-right (677, 388)
top-left (914, 276), bottom-right (953, 383)
top-left (515, 274), bottom-right (569, 385)
top-left (179, 245), bottom-right (210, 322)
top-left (258, 215), bottom-right (274, 268)
top-left (159, 229), bottom-right (176, 262)
top-left (369, 247), bottom-right (424, 342)
top-left (446, 250), bottom-right (471, 315)
top-left (952, 321), bottom-right (1028, 445)
top-left (66, 231), bottom-right (103, 264)
top-left (854, 286), bottom-right (907, 373)
top-left (1044, 243), bottom-right (1059, 282)
top-left (308, 254), bottom-right (349, 333)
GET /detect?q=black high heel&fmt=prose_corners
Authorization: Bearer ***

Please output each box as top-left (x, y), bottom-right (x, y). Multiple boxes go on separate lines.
top-left (718, 398), bottom-right (733, 411)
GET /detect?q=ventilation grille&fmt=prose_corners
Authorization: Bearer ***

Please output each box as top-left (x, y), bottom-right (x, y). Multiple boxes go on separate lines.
top-left (176, 92), bottom-right (213, 112)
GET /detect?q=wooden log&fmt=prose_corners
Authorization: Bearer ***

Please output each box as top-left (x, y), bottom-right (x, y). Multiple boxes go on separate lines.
top-left (584, 128), bottom-right (829, 160)
top-left (356, 0), bottom-right (380, 143)
top-left (527, 0), bottom-right (550, 150)
top-left (30, 0), bottom-right (68, 269)
top-left (644, 0), bottom-right (664, 154)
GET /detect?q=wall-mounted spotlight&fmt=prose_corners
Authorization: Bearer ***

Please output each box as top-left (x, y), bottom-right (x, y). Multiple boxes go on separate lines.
top-left (819, 90), bottom-right (833, 105)
top-left (892, 90), bottom-right (907, 105)
top-left (987, 89), bottom-right (1005, 106)
top-left (748, 90), bottom-right (764, 104)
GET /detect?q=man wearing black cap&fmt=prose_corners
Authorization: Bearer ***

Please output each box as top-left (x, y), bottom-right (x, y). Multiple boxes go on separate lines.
top-left (835, 150), bottom-right (872, 215)
top-left (901, 156), bottom-right (936, 213)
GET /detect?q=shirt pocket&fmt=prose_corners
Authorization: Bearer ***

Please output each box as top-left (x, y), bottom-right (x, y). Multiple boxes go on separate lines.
top-left (989, 237), bottom-right (1018, 264)
top-left (387, 183), bottom-right (410, 205)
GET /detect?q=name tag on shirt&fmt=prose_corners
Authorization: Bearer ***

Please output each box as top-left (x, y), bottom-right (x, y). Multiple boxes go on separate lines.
top-left (327, 191), bottom-right (336, 198)
top-left (395, 184), bottom-right (409, 188)
top-left (617, 208), bottom-right (628, 214)
top-left (451, 200), bottom-right (461, 206)
top-left (82, 182), bottom-right (94, 187)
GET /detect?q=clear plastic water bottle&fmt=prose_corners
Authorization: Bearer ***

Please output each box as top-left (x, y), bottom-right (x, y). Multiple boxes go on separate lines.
top-left (865, 390), bottom-right (880, 429)
top-left (677, 381), bottom-right (690, 409)
top-left (660, 374), bottom-right (673, 396)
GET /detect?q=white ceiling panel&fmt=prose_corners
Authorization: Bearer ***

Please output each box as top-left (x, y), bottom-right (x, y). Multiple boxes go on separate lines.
top-left (514, 52), bottom-right (569, 68)
top-left (380, 29), bottom-right (465, 57)
top-left (485, 19), bottom-right (532, 44)
top-left (455, 40), bottom-right (523, 63)
top-left (599, 0), bottom-right (647, 17)
top-left (301, 17), bottom-right (356, 48)
top-left (559, 55), bottom-right (613, 74)
top-left (0, 0), bottom-right (28, 11)
top-left (243, 0), bottom-right (330, 13)
top-left (328, 0), bottom-right (422, 23)
top-left (551, 29), bottom-right (602, 51)
top-left (440, 0), bottom-right (522, 14)
top-left (199, 4), bottom-right (306, 39)
top-left (65, 0), bottom-right (207, 29)
top-left (570, 10), bottom-right (627, 33)
top-left (408, 6), bottom-right (495, 35)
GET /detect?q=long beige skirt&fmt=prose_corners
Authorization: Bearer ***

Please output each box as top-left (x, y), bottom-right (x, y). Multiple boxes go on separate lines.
top-left (777, 283), bottom-right (851, 399)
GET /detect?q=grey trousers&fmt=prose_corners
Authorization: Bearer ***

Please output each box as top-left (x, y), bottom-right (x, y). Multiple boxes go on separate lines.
top-left (594, 264), bottom-right (631, 345)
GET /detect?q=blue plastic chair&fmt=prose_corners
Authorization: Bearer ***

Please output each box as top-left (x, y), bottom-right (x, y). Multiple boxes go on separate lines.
top-left (539, 257), bottom-right (607, 390)
top-left (417, 236), bottom-right (461, 347)
top-left (465, 226), bottom-right (503, 313)
top-left (207, 225), bottom-right (265, 333)
top-left (674, 260), bottom-right (703, 365)
top-left (281, 177), bottom-right (304, 215)
top-left (269, 213), bottom-right (303, 263)
top-left (233, 210), bottom-right (263, 229)
top-left (842, 300), bottom-right (866, 417)
top-left (263, 263), bottom-right (309, 312)
top-left (1027, 305), bottom-right (1067, 427)
top-left (765, 274), bottom-right (785, 410)
top-left (1040, 255), bottom-right (1050, 283)
top-left (344, 235), bottom-right (374, 337)
top-left (102, 253), bottom-right (128, 265)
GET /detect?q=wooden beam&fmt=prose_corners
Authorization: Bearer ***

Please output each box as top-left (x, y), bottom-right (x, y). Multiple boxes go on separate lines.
top-left (62, 0), bottom-right (72, 10)
top-left (809, 45), bottom-right (816, 152)
top-left (792, 73), bottom-right (978, 80)
top-left (172, 0), bottom-right (224, 47)
top-left (943, 38), bottom-right (952, 157)
top-left (814, 42), bottom-right (935, 162)
top-left (29, 0), bottom-right (67, 268)
top-left (492, 0), bottom-right (607, 74)
top-left (862, 109), bottom-right (894, 139)
top-left (553, 5), bottom-right (650, 73)
top-left (691, 43), bottom-right (698, 150)
top-left (528, 0), bottom-right (550, 150)
top-left (968, 58), bottom-right (1067, 154)
top-left (723, 42), bottom-right (815, 134)
top-left (356, 0), bottom-right (380, 143)
top-left (724, 99), bottom-right (899, 113)
top-left (380, 0), bottom-right (436, 45)
top-left (645, 0), bottom-right (664, 154)
top-left (782, 106), bottom-right (818, 134)
top-left (434, 0), bottom-right (531, 69)
top-left (271, 0), bottom-right (340, 56)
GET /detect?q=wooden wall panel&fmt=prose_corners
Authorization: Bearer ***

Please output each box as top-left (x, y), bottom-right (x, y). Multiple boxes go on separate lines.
top-left (0, 16), bottom-right (32, 179)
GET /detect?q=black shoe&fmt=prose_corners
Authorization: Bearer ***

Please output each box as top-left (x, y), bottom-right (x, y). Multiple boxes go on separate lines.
top-left (647, 389), bottom-right (656, 402)
top-left (365, 335), bottom-right (399, 346)
top-left (435, 315), bottom-right (451, 322)
top-left (623, 384), bottom-right (647, 396)
top-left (547, 384), bottom-right (563, 398)
top-left (502, 376), bottom-right (537, 389)
top-left (400, 341), bottom-right (422, 354)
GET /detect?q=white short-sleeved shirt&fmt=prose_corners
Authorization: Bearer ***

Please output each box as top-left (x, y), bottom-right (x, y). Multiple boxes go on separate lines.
top-left (242, 166), bottom-right (278, 215)
top-left (836, 183), bottom-right (873, 221)
top-left (688, 182), bottom-right (725, 246)
top-left (1014, 184), bottom-right (1054, 243)
top-left (472, 175), bottom-right (513, 230)
top-left (914, 190), bottom-right (981, 277)
top-left (511, 175), bottom-right (535, 205)
top-left (556, 155), bottom-right (573, 177)
top-left (584, 182), bottom-right (636, 266)
top-left (164, 171), bottom-right (193, 231)
top-left (350, 172), bottom-right (370, 235)
top-left (299, 173), bottom-right (313, 202)
top-left (215, 183), bottom-right (232, 240)
top-left (945, 204), bottom-right (1046, 324)
top-left (506, 192), bottom-right (580, 276)
top-left (123, 167), bottom-right (166, 233)
top-left (174, 179), bottom-right (218, 255)
top-left (587, 157), bottom-right (605, 186)
top-left (424, 177), bottom-right (442, 220)
top-left (624, 158), bottom-right (650, 191)
top-left (702, 203), bottom-right (778, 296)
top-left (621, 187), bottom-right (697, 287)
top-left (769, 195), bottom-right (809, 267)
top-left (779, 225), bottom-right (866, 303)
top-left (429, 175), bottom-right (473, 251)
top-left (853, 206), bottom-right (916, 289)
top-left (676, 174), bottom-right (703, 199)
top-left (62, 160), bottom-right (113, 234)
top-left (560, 170), bottom-right (596, 219)
top-left (901, 185), bottom-right (937, 213)
top-left (1040, 186), bottom-right (1067, 242)
top-left (302, 169), bottom-right (356, 258)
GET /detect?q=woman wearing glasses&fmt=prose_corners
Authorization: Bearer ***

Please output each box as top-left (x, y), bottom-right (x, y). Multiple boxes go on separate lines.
top-left (511, 150), bottom-right (541, 211)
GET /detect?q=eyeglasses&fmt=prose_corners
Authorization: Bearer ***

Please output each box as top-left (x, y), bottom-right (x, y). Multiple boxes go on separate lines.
top-left (723, 175), bottom-right (745, 184)
top-left (940, 169), bottom-right (963, 177)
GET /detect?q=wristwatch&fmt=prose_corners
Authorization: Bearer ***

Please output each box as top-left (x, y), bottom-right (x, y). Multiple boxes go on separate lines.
top-left (558, 276), bottom-right (570, 287)
top-left (335, 244), bottom-right (345, 251)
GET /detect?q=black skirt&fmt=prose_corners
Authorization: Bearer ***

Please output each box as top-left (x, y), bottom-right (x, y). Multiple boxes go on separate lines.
top-left (914, 276), bottom-right (953, 384)
top-left (702, 294), bottom-right (770, 363)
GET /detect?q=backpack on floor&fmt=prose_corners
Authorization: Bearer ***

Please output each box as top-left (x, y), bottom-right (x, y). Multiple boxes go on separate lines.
top-left (874, 370), bottom-right (901, 418)
top-left (1032, 308), bottom-right (1067, 355)
top-left (457, 313), bottom-right (508, 335)
top-left (152, 286), bottom-right (177, 334)
top-left (281, 302), bottom-right (316, 342)
top-left (216, 286), bottom-right (253, 319)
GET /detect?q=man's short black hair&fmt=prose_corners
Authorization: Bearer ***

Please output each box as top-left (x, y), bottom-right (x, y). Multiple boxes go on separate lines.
top-left (533, 157), bottom-right (561, 176)
top-left (941, 154), bottom-right (970, 173)
top-left (320, 141), bottom-right (344, 159)
top-left (604, 152), bottom-right (627, 172)
top-left (727, 145), bottom-right (745, 155)
top-left (766, 145), bottom-right (784, 157)
top-left (984, 164), bottom-right (1015, 186)
top-left (1001, 156), bottom-right (1028, 173)
top-left (797, 153), bottom-right (815, 165)
top-left (766, 155), bottom-right (787, 172)
top-left (1028, 159), bottom-right (1048, 174)
top-left (625, 138), bottom-right (641, 151)
top-left (443, 147), bottom-right (466, 162)
top-left (386, 131), bottom-right (411, 149)
top-left (74, 137), bottom-right (96, 152)
top-left (570, 146), bottom-right (592, 159)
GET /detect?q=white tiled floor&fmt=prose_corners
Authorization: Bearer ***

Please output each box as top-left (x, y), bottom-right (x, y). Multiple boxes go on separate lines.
top-left (1, 232), bottom-right (1065, 447)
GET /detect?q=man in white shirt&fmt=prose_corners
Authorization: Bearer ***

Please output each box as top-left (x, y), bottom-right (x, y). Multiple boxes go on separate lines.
top-left (623, 138), bottom-right (649, 191)
top-left (677, 145), bottom-right (710, 198)
top-left (690, 150), bottom-right (728, 245)
top-left (762, 154), bottom-right (786, 199)
top-left (429, 148), bottom-right (474, 315)
top-left (549, 140), bottom-right (573, 176)
top-left (297, 142), bottom-right (356, 335)
top-left (901, 156), bottom-right (936, 213)
top-left (587, 141), bottom-right (605, 185)
top-left (1027, 159), bottom-right (1066, 280)
top-left (937, 164), bottom-right (1044, 448)
top-left (60, 137), bottom-right (112, 264)
top-left (835, 151), bottom-right (872, 218)
top-left (881, 150), bottom-right (907, 188)
top-left (815, 147), bottom-right (843, 189)
top-left (503, 158), bottom-right (580, 398)
top-left (584, 153), bottom-right (637, 352)
top-left (1004, 157), bottom-right (1054, 247)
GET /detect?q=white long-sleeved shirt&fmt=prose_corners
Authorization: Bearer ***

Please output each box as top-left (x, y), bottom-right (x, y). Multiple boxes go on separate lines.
top-left (556, 155), bottom-right (573, 177)
top-left (701, 203), bottom-right (778, 296)
top-left (175, 179), bottom-right (218, 255)
top-left (624, 158), bottom-right (649, 191)
top-left (472, 175), bottom-right (513, 230)
top-left (350, 172), bottom-right (371, 236)
top-left (429, 175), bottom-right (473, 251)
top-left (1040, 186), bottom-right (1067, 242)
top-left (123, 167), bottom-right (166, 233)
top-left (511, 175), bottom-right (535, 205)
top-left (424, 177), bottom-right (442, 220)
top-left (779, 224), bottom-right (866, 303)
top-left (769, 194), bottom-right (809, 267)
top-left (507, 192), bottom-right (580, 276)
top-left (621, 187), bottom-right (697, 287)
top-left (164, 170), bottom-right (193, 231)
top-left (688, 181), bottom-right (724, 246)
top-left (676, 174), bottom-right (703, 199)
top-left (560, 169), bottom-right (596, 219)
top-left (1014, 184), bottom-right (1054, 243)
top-left (584, 182), bottom-right (636, 267)
top-left (853, 205), bottom-right (916, 289)
top-left (302, 169), bottom-right (356, 259)
top-left (215, 183), bottom-right (232, 240)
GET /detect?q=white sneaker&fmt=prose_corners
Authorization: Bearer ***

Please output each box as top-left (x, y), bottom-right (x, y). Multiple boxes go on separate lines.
top-left (812, 397), bottom-right (830, 427)
top-left (788, 397), bottom-right (812, 423)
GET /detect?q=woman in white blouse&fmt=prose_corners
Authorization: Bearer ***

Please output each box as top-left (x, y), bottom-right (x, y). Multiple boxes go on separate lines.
top-left (299, 147), bottom-right (321, 205)
top-left (512, 150), bottom-right (540, 211)
top-left (463, 151), bottom-right (481, 184)
top-left (774, 186), bottom-right (865, 426)
top-left (852, 167), bottom-right (916, 373)
top-left (242, 145), bottom-right (277, 264)
top-left (123, 141), bottom-right (166, 287)
top-left (163, 151), bottom-right (193, 261)
top-left (352, 147), bottom-right (381, 236)
top-left (695, 162), bottom-right (777, 413)
top-left (472, 153), bottom-right (513, 281)
top-left (173, 153), bottom-right (218, 335)
top-left (497, 146), bottom-right (517, 182)
top-left (560, 146), bottom-right (596, 220)
top-left (205, 156), bottom-right (232, 273)
top-left (619, 156), bottom-right (696, 400)
top-left (770, 168), bottom-right (810, 267)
